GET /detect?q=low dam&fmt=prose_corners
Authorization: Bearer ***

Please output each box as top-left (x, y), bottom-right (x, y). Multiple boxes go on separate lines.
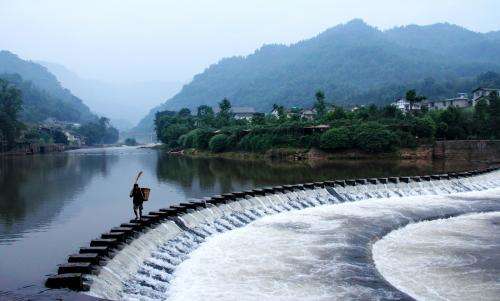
top-left (45, 167), bottom-right (500, 300)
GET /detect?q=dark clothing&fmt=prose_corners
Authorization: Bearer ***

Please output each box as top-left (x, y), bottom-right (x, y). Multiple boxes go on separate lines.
top-left (130, 187), bottom-right (144, 205)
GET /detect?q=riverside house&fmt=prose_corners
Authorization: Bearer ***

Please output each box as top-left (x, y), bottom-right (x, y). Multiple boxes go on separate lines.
top-left (424, 93), bottom-right (470, 110)
top-left (472, 87), bottom-right (500, 105)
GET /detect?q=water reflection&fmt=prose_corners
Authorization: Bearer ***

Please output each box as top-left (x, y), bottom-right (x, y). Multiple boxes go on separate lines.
top-left (0, 154), bottom-right (118, 244)
top-left (156, 154), bottom-right (487, 195)
top-left (0, 147), bottom-right (488, 298)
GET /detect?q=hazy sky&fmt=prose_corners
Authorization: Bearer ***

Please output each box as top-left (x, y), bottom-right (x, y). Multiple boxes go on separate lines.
top-left (1, 0), bottom-right (500, 83)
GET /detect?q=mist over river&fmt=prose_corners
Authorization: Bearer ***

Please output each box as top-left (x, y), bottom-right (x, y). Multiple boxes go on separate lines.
top-left (0, 146), bottom-right (492, 300)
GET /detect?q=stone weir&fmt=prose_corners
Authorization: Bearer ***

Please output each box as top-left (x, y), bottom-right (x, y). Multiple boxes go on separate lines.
top-left (45, 167), bottom-right (499, 291)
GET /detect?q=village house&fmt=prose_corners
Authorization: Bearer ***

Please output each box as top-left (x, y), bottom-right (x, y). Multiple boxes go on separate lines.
top-left (231, 107), bottom-right (256, 120)
top-left (424, 93), bottom-right (470, 110)
top-left (269, 107), bottom-right (302, 118)
top-left (213, 106), bottom-right (257, 120)
top-left (472, 87), bottom-right (500, 105)
top-left (391, 97), bottom-right (421, 113)
top-left (300, 109), bottom-right (316, 120)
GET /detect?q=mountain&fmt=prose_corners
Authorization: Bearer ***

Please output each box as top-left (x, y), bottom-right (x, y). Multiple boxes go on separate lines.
top-left (0, 50), bottom-right (97, 123)
top-left (135, 19), bottom-right (500, 131)
top-left (39, 61), bottom-right (182, 131)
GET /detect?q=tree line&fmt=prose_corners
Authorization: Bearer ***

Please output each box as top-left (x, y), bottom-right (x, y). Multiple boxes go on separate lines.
top-left (155, 90), bottom-right (500, 154)
top-left (0, 78), bottom-right (118, 151)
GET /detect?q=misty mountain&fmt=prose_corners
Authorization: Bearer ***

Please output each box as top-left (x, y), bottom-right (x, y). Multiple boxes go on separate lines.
top-left (0, 50), bottom-right (97, 123)
top-left (39, 61), bottom-right (182, 131)
top-left (135, 19), bottom-right (500, 131)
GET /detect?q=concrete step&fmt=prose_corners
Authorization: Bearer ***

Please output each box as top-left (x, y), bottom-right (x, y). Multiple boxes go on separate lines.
top-left (79, 246), bottom-right (108, 256)
top-left (58, 262), bottom-right (93, 274)
top-left (68, 253), bottom-right (100, 265)
top-left (101, 232), bottom-right (127, 242)
top-left (90, 238), bottom-right (118, 247)
top-left (45, 273), bottom-right (83, 290)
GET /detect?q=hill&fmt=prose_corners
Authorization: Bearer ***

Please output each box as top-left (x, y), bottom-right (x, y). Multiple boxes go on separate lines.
top-left (39, 61), bottom-right (182, 130)
top-left (135, 19), bottom-right (500, 131)
top-left (0, 51), bottom-right (97, 123)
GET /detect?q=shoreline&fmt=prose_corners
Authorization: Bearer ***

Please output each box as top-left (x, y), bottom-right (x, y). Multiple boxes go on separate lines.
top-left (169, 147), bottom-right (433, 163)
top-left (161, 140), bottom-right (500, 165)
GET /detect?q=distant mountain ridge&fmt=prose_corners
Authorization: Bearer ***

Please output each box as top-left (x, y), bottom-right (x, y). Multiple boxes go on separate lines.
top-left (39, 61), bottom-right (183, 131)
top-left (0, 50), bottom-right (97, 123)
top-left (135, 19), bottom-right (500, 132)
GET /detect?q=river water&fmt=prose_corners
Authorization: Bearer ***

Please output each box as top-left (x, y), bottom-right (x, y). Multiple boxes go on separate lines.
top-left (0, 146), bottom-right (492, 300)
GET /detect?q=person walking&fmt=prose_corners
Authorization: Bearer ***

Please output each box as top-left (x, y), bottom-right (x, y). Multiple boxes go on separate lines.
top-left (130, 183), bottom-right (145, 220)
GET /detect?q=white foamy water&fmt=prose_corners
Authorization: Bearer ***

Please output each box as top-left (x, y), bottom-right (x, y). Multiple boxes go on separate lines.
top-left (167, 188), bottom-right (500, 301)
top-left (373, 212), bottom-right (500, 301)
top-left (86, 171), bottom-right (500, 301)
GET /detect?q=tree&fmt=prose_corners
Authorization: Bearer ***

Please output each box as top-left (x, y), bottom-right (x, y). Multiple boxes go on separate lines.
top-left (272, 103), bottom-right (286, 121)
top-left (124, 138), bottom-right (138, 146)
top-left (320, 127), bottom-right (352, 150)
top-left (413, 116), bottom-right (436, 139)
top-left (489, 91), bottom-right (500, 138)
top-left (251, 113), bottom-right (265, 125)
top-left (314, 90), bottom-right (326, 118)
top-left (0, 79), bottom-right (23, 149)
top-left (77, 116), bottom-right (119, 145)
top-left (178, 108), bottom-right (191, 118)
top-left (197, 105), bottom-right (215, 126)
top-left (353, 122), bottom-right (399, 153)
top-left (325, 106), bottom-right (347, 121)
top-left (209, 134), bottom-right (228, 153)
top-left (217, 98), bottom-right (232, 126)
top-left (473, 98), bottom-right (490, 138)
top-left (405, 89), bottom-right (426, 112)
top-left (52, 130), bottom-right (69, 144)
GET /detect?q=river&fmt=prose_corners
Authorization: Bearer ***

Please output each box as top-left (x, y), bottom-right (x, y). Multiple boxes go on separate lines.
top-left (0, 146), bottom-right (490, 300)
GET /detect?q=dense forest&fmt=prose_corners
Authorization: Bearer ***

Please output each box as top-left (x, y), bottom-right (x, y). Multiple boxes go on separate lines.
top-left (137, 19), bottom-right (500, 131)
top-left (0, 51), bottom-right (119, 149)
top-left (0, 51), bottom-right (96, 123)
top-left (154, 90), bottom-right (500, 155)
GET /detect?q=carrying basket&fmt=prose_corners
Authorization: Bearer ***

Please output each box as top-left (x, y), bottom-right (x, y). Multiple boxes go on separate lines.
top-left (141, 188), bottom-right (151, 201)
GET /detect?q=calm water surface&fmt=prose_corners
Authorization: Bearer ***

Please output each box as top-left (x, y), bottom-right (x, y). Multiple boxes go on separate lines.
top-left (0, 146), bottom-right (487, 299)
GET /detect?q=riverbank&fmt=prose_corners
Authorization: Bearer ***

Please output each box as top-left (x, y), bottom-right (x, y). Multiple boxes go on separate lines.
top-left (171, 140), bottom-right (500, 164)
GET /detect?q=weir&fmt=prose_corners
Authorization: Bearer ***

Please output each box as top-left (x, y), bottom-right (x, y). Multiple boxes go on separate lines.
top-left (45, 168), bottom-right (500, 300)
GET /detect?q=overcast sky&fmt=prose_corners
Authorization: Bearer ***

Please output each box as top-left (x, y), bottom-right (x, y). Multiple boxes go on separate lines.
top-left (1, 0), bottom-right (500, 83)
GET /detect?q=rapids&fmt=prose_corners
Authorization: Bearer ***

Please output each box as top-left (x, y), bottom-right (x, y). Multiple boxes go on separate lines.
top-left (87, 171), bottom-right (500, 301)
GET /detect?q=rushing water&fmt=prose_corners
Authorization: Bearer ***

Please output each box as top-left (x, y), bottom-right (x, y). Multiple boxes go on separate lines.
top-left (1, 146), bottom-right (484, 299)
top-left (373, 212), bottom-right (500, 301)
top-left (84, 169), bottom-right (500, 301)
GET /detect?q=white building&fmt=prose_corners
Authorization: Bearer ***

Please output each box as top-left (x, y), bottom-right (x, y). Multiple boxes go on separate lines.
top-left (391, 98), bottom-right (421, 113)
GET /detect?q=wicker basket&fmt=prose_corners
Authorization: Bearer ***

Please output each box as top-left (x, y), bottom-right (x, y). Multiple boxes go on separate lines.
top-left (141, 188), bottom-right (151, 201)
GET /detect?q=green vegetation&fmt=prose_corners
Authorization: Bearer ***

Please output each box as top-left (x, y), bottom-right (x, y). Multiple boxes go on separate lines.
top-left (0, 78), bottom-right (23, 149)
top-left (0, 51), bottom-right (96, 123)
top-left (155, 92), bottom-right (500, 156)
top-left (0, 52), bottom-right (121, 149)
top-left (138, 20), bottom-right (500, 133)
top-left (124, 138), bottom-right (138, 146)
top-left (0, 75), bottom-right (119, 150)
top-left (77, 117), bottom-right (119, 145)
top-left (209, 134), bottom-right (229, 153)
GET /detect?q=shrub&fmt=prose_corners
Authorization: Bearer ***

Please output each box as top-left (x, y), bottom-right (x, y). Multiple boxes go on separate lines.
top-left (161, 124), bottom-right (190, 148)
top-left (180, 128), bottom-right (213, 149)
top-left (124, 138), bottom-right (137, 146)
top-left (320, 127), bottom-right (351, 150)
top-left (413, 117), bottom-right (436, 139)
top-left (209, 134), bottom-right (228, 153)
top-left (395, 130), bottom-right (416, 148)
top-left (238, 133), bottom-right (273, 152)
top-left (353, 122), bottom-right (398, 153)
